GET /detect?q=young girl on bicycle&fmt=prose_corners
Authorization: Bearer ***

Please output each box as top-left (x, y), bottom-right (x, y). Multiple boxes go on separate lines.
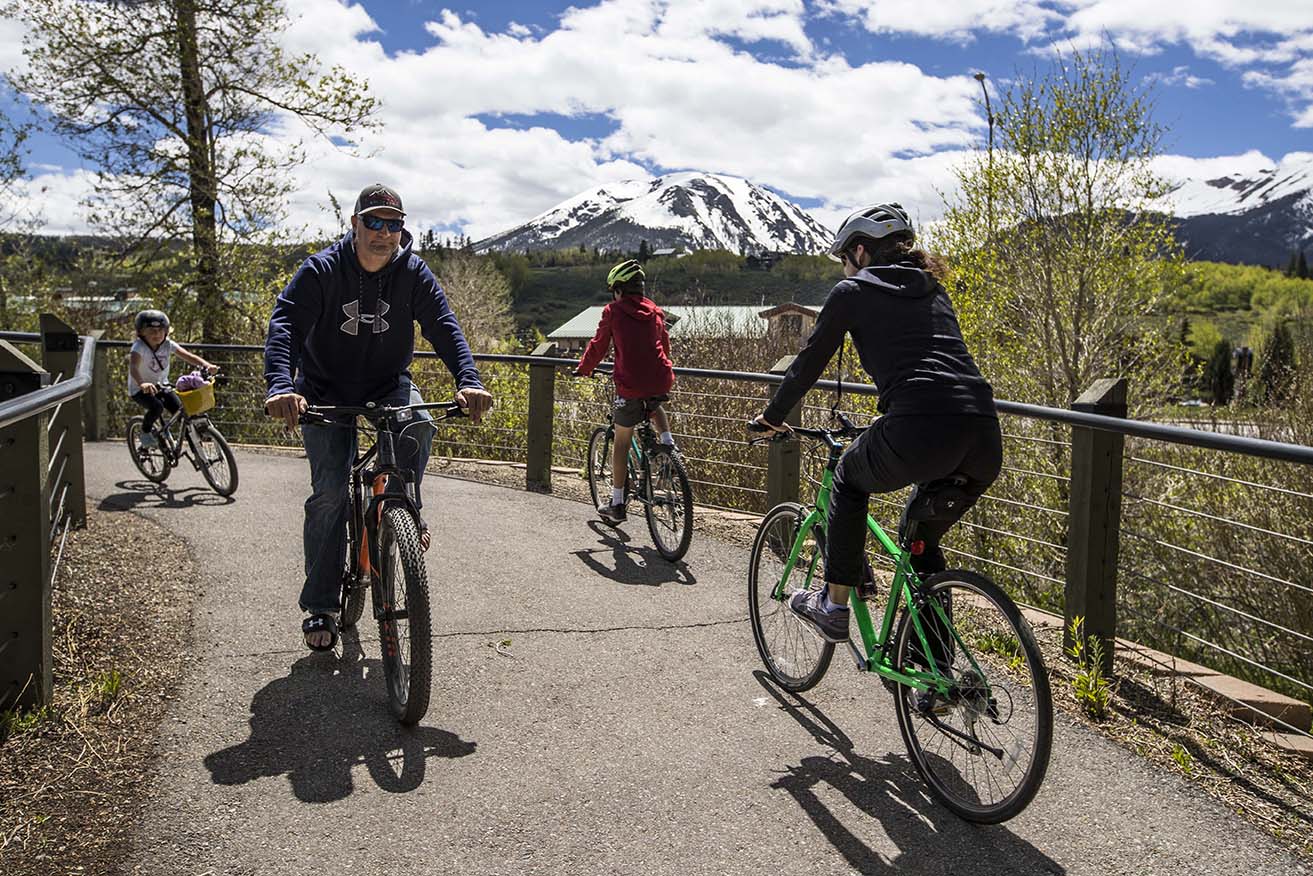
top-left (573, 258), bottom-right (677, 524)
top-left (129, 309), bottom-right (218, 447)
top-left (753, 204), bottom-right (1000, 644)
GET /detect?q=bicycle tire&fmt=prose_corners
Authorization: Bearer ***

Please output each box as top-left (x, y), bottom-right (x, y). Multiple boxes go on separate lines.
top-left (340, 530), bottom-right (366, 629)
top-left (644, 449), bottom-right (693, 561)
top-left (192, 420), bottom-right (239, 496)
top-left (586, 426), bottom-right (613, 509)
top-left (747, 502), bottom-right (834, 692)
top-left (126, 416), bottom-right (171, 483)
top-left (892, 569), bottom-right (1052, 824)
top-left (376, 504), bottom-right (432, 725)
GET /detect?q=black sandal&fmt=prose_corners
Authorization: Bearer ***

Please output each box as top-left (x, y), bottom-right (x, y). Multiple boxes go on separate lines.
top-left (419, 518), bottom-right (431, 553)
top-left (302, 613), bottom-right (339, 652)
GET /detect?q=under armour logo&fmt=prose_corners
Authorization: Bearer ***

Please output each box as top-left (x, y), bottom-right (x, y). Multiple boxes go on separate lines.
top-left (341, 299), bottom-right (390, 335)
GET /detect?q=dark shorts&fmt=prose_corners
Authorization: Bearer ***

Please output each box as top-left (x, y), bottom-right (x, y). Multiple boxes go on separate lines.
top-left (613, 395), bottom-right (668, 428)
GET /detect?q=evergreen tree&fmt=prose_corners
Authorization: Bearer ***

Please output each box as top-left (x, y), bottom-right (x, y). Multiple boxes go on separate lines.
top-left (638, 239), bottom-right (651, 263)
top-left (1205, 339), bottom-right (1234, 405)
top-left (1298, 250), bottom-right (1309, 280)
top-left (1257, 321), bottom-right (1296, 405)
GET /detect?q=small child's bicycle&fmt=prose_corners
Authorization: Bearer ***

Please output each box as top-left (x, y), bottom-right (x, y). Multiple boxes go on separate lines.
top-left (127, 376), bottom-right (238, 496)
top-left (585, 386), bottom-right (694, 562)
top-left (746, 416), bottom-right (1052, 824)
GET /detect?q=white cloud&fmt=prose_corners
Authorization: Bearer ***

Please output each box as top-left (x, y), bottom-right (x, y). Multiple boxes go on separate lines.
top-left (819, 0), bottom-right (1060, 42)
top-left (0, 169), bottom-right (100, 234)
top-left (1145, 65), bottom-right (1213, 89)
top-left (0, 16), bottom-right (28, 79)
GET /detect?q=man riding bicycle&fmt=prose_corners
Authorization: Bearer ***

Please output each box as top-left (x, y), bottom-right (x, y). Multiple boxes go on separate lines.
top-left (753, 203), bottom-right (1001, 646)
top-left (263, 183), bottom-right (493, 650)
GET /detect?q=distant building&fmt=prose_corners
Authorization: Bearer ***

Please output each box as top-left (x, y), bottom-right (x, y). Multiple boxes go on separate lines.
top-left (744, 251), bottom-right (793, 271)
top-left (547, 302), bottom-right (818, 353)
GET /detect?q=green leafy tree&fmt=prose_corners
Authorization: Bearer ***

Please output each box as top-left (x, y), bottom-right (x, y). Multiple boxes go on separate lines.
top-left (4, 0), bottom-right (379, 340)
top-left (935, 45), bottom-right (1185, 410)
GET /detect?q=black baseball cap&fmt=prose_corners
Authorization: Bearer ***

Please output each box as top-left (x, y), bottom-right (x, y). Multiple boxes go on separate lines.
top-left (354, 183), bottom-right (405, 217)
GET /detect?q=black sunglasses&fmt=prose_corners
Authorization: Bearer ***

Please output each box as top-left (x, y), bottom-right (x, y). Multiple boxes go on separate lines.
top-left (361, 214), bottom-right (404, 233)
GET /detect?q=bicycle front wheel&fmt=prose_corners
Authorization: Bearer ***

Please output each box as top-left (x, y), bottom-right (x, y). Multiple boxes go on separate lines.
top-left (376, 505), bottom-right (433, 725)
top-left (892, 569), bottom-right (1052, 824)
top-left (644, 450), bottom-right (693, 561)
top-left (192, 420), bottom-right (238, 496)
top-left (747, 503), bottom-right (834, 692)
top-left (127, 416), bottom-right (171, 483)
top-left (586, 426), bottom-right (613, 509)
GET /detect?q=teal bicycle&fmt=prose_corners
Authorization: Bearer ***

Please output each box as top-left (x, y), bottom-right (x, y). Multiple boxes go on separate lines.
top-left (746, 416), bottom-right (1052, 823)
top-left (585, 392), bottom-right (693, 562)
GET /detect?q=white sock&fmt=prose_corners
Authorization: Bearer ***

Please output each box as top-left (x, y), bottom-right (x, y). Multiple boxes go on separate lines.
top-left (824, 592), bottom-right (847, 612)
top-left (660, 431), bottom-right (674, 446)
top-left (611, 487), bottom-right (625, 506)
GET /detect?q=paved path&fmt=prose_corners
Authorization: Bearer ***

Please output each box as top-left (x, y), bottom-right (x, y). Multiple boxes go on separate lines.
top-left (83, 442), bottom-right (1309, 876)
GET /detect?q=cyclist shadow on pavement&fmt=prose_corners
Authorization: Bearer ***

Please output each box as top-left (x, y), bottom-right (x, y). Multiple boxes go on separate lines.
top-left (571, 520), bottom-right (697, 587)
top-left (98, 479), bottom-right (234, 511)
top-left (755, 672), bottom-right (1066, 876)
top-left (203, 628), bottom-right (476, 804)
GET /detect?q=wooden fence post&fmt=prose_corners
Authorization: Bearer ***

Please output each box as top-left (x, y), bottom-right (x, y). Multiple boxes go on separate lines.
top-left (1064, 377), bottom-right (1127, 675)
top-left (82, 329), bottom-right (109, 442)
top-left (525, 341), bottom-right (558, 493)
top-left (0, 340), bottom-right (53, 710)
top-left (41, 314), bottom-right (87, 530)
top-left (765, 355), bottom-right (803, 510)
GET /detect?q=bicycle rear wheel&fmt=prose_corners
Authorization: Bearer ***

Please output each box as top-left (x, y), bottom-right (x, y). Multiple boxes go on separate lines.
top-left (892, 570), bottom-right (1052, 824)
top-left (192, 420), bottom-right (238, 496)
top-left (375, 504), bottom-right (432, 725)
top-left (126, 416), bottom-right (171, 483)
top-left (586, 426), bottom-right (613, 509)
top-left (644, 450), bottom-right (693, 561)
top-left (747, 503), bottom-right (834, 692)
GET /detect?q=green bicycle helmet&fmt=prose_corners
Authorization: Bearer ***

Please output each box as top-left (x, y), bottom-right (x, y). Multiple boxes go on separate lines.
top-left (607, 258), bottom-right (645, 290)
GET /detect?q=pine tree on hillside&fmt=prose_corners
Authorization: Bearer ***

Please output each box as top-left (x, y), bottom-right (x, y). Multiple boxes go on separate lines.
top-left (1286, 251), bottom-right (1299, 277)
top-left (1298, 250), bottom-right (1309, 280)
top-left (1205, 339), bottom-right (1234, 405)
top-left (1257, 321), bottom-right (1296, 405)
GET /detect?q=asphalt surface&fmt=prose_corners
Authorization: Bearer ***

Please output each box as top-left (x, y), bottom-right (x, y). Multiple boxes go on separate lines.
top-left (82, 441), bottom-right (1310, 876)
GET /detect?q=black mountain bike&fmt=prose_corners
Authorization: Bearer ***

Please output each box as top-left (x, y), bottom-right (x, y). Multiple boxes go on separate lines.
top-left (126, 377), bottom-right (238, 496)
top-left (300, 399), bottom-right (466, 726)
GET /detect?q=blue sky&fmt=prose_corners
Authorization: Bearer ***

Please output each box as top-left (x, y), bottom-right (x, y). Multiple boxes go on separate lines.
top-left (1, 0), bottom-right (1310, 237)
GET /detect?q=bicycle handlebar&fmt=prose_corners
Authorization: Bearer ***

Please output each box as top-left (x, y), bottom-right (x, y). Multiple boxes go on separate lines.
top-left (746, 413), bottom-right (866, 447)
top-left (300, 400), bottom-right (468, 427)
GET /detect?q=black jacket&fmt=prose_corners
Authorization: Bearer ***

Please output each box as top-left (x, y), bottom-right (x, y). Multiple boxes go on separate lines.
top-left (263, 230), bottom-right (482, 406)
top-left (763, 263), bottom-right (995, 423)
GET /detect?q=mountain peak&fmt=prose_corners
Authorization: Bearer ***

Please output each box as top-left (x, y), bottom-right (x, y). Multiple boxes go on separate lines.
top-left (475, 172), bottom-right (831, 255)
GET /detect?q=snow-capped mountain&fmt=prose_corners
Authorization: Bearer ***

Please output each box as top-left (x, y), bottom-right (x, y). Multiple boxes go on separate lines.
top-left (474, 172), bottom-right (832, 255)
top-left (1158, 153), bottom-right (1313, 265)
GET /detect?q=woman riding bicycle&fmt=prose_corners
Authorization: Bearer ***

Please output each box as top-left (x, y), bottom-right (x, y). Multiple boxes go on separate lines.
top-left (753, 203), bottom-right (1001, 644)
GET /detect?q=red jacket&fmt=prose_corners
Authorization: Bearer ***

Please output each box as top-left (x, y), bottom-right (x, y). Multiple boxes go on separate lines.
top-left (576, 295), bottom-right (675, 399)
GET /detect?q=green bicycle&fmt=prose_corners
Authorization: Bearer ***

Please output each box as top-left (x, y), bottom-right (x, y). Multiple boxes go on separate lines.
top-left (746, 416), bottom-right (1052, 824)
top-left (586, 395), bottom-right (694, 562)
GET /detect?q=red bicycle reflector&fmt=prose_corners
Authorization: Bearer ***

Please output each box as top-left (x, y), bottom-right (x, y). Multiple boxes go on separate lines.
top-left (910, 540), bottom-right (926, 556)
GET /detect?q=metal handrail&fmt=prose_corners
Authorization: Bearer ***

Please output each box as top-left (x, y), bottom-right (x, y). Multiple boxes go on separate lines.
top-left (7, 332), bottom-right (1309, 465)
top-left (0, 336), bottom-right (97, 431)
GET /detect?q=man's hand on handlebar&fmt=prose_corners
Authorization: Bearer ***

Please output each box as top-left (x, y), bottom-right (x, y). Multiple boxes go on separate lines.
top-left (455, 386), bottom-right (494, 424)
top-left (265, 392), bottom-right (308, 429)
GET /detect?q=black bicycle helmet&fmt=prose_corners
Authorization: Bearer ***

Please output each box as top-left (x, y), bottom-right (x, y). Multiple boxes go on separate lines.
top-left (134, 309), bottom-right (170, 332)
top-left (828, 203), bottom-right (913, 261)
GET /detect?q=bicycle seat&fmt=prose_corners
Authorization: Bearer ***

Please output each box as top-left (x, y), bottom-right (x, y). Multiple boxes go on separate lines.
top-left (904, 475), bottom-right (972, 522)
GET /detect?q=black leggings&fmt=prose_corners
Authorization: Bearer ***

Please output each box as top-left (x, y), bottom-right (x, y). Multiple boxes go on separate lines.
top-left (824, 413), bottom-right (1002, 585)
top-left (131, 389), bottom-right (181, 433)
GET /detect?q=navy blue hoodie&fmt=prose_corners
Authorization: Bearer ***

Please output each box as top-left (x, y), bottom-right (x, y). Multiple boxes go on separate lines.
top-left (264, 230), bottom-right (483, 406)
top-left (763, 262), bottom-right (995, 423)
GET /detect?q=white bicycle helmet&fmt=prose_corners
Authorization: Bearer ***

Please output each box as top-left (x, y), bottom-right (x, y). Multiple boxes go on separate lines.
top-left (828, 203), bottom-right (913, 261)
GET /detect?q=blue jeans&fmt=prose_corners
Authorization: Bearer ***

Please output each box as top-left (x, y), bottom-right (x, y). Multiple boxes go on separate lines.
top-left (298, 386), bottom-right (435, 614)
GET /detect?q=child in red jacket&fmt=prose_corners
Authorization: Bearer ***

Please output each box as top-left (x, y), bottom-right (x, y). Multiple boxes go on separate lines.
top-left (573, 258), bottom-right (676, 524)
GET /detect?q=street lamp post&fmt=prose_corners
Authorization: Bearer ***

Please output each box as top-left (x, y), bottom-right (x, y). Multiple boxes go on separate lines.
top-left (974, 71), bottom-right (995, 238)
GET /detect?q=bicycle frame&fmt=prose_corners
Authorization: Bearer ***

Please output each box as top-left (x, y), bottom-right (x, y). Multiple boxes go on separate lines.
top-left (771, 433), bottom-right (990, 698)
